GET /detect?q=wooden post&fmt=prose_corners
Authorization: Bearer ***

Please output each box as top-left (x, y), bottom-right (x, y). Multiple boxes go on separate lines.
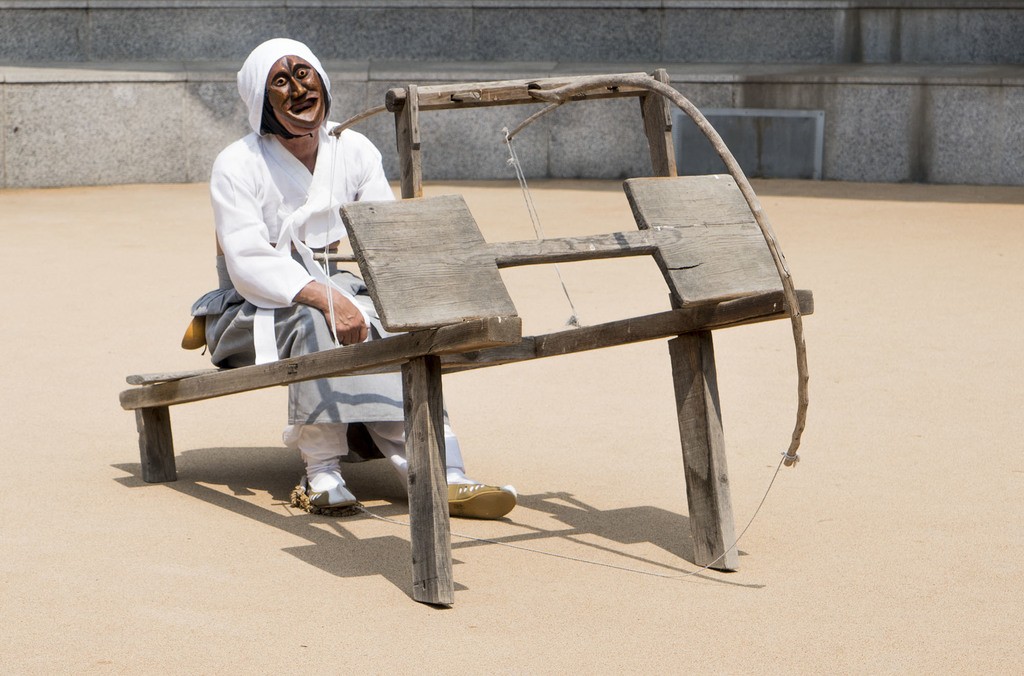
top-left (668, 331), bottom-right (738, 571)
top-left (395, 84), bottom-right (423, 199)
top-left (135, 406), bottom-right (177, 483)
top-left (402, 355), bottom-right (454, 605)
top-left (639, 68), bottom-right (677, 178)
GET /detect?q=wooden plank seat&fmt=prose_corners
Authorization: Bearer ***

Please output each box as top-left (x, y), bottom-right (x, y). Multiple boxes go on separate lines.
top-left (120, 175), bottom-right (813, 606)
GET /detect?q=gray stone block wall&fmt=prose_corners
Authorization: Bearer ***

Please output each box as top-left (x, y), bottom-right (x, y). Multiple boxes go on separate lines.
top-left (2, 1), bottom-right (1023, 187)
top-left (184, 78), bottom-right (253, 183)
top-left (927, 84), bottom-right (1020, 185)
top-left (87, 8), bottom-right (289, 62)
top-left (897, 8), bottom-right (1024, 64)
top-left (2, 62), bottom-right (1022, 187)
top-left (548, 97), bottom-right (654, 179)
top-left (303, 8), bottom-right (476, 61)
top-left (1001, 85), bottom-right (1024, 184)
top-left (825, 83), bottom-right (918, 183)
top-left (5, 80), bottom-right (186, 186)
top-left (662, 8), bottom-right (847, 63)
top-left (0, 83), bottom-right (5, 187)
top-left (475, 8), bottom-right (662, 63)
top-left (0, 7), bottom-right (84, 61)
top-left (856, 9), bottom-right (901, 63)
top-left (2, 1), bottom-right (1023, 66)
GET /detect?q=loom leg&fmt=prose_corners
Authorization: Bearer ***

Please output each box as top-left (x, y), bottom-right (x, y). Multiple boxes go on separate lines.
top-left (395, 84), bottom-right (423, 199)
top-left (402, 355), bottom-right (455, 605)
top-left (639, 68), bottom-right (677, 178)
top-left (668, 331), bottom-right (739, 571)
top-left (136, 406), bottom-right (177, 483)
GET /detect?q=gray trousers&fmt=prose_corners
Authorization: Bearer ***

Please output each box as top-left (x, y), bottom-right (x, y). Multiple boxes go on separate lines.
top-left (196, 256), bottom-right (405, 426)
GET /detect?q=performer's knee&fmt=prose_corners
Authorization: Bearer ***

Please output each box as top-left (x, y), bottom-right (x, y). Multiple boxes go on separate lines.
top-left (285, 304), bottom-right (336, 354)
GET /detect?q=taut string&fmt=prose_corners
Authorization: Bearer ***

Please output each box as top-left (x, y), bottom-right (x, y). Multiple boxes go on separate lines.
top-left (503, 127), bottom-right (580, 328)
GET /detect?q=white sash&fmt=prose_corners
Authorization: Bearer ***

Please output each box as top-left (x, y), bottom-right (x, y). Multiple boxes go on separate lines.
top-left (253, 130), bottom-right (370, 365)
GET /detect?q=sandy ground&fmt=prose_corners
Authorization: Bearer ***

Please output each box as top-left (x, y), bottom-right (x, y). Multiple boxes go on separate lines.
top-left (1, 178), bottom-right (1022, 673)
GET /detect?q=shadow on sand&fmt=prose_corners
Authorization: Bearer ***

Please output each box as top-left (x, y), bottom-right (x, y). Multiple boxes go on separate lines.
top-left (114, 445), bottom-right (761, 601)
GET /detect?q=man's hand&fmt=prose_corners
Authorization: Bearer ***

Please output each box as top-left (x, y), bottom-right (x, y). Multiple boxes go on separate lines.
top-left (293, 281), bottom-right (368, 345)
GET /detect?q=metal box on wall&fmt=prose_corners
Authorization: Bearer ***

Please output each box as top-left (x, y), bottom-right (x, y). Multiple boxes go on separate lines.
top-left (674, 108), bottom-right (825, 180)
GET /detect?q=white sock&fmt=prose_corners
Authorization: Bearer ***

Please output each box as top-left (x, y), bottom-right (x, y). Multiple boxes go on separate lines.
top-left (366, 421), bottom-right (475, 484)
top-left (308, 468), bottom-right (345, 492)
top-left (285, 423), bottom-right (349, 487)
top-left (446, 467), bottom-right (474, 485)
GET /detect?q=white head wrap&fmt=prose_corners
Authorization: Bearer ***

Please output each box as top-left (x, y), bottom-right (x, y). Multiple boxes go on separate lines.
top-left (237, 38), bottom-right (332, 135)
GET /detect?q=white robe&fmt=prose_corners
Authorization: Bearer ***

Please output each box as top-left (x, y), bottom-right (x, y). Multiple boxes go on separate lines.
top-left (199, 120), bottom-right (411, 430)
top-left (210, 122), bottom-right (395, 363)
top-left (211, 122), bottom-right (394, 309)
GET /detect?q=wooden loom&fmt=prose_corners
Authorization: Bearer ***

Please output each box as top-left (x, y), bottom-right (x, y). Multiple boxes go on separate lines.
top-left (120, 71), bottom-right (813, 606)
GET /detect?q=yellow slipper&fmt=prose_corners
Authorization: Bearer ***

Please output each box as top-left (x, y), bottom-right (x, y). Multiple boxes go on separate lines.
top-left (448, 484), bottom-right (516, 520)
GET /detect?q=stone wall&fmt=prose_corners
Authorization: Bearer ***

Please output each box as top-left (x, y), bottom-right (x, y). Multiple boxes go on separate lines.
top-left (1, 1), bottom-right (1022, 187)
top-left (2, 1), bottom-right (1023, 65)
top-left (3, 61), bottom-right (1021, 187)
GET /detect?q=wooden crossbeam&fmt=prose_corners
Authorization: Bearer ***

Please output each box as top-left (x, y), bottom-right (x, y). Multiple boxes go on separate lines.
top-left (385, 73), bottom-right (651, 112)
top-left (329, 230), bottom-right (664, 268)
top-left (488, 231), bottom-right (659, 266)
top-left (123, 290), bottom-right (812, 389)
top-left (127, 368), bottom-right (220, 385)
top-left (444, 289), bottom-right (813, 371)
top-left (119, 316), bottom-right (521, 411)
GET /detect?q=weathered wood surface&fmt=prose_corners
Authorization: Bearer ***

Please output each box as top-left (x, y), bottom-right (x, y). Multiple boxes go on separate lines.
top-left (339, 220), bottom-right (664, 268)
top-left (334, 222), bottom-right (774, 274)
top-left (669, 331), bottom-right (738, 570)
top-left (403, 355), bottom-right (454, 605)
top-left (624, 175), bottom-right (783, 305)
top-left (640, 68), bottom-right (677, 178)
top-left (487, 226), bottom-right (775, 270)
top-left (127, 368), bottom-right (220, 385)
top-left (313, 251), bottom-right (356, 264)
top-left (396, 83), bottom-right (423, 199)
top-left (488, 230), bottom-right (659, 266)
top-left (122, 291), bottom-right (814, 399)
top-left (136, 406), bottom-right (177, 483)
top-left (327, 229), bottom-right (655, 267)
top-left (342, 195), bottom-right (518, 332)
top-left (443, 289), bottom-right (813, 371)
top-left (119, 316), bottom-right (522, 411)
top-left (344, 177), bottom-right (784, 333)
top-left (386, 73), bottom-right (651, 112)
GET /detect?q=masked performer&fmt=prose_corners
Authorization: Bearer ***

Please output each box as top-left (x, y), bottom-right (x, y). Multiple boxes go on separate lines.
top-left (192, 38), bottom-right (515, 519)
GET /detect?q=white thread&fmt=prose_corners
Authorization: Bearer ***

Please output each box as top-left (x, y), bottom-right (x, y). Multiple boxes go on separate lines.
top-left (503, 128), bottom-right (580, 328)
top-left (323, 132), bottom-right (341, 347)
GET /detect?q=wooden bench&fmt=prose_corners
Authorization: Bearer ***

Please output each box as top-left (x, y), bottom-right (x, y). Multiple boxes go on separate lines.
top-left (120, 72), bottom-right (813, 606)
